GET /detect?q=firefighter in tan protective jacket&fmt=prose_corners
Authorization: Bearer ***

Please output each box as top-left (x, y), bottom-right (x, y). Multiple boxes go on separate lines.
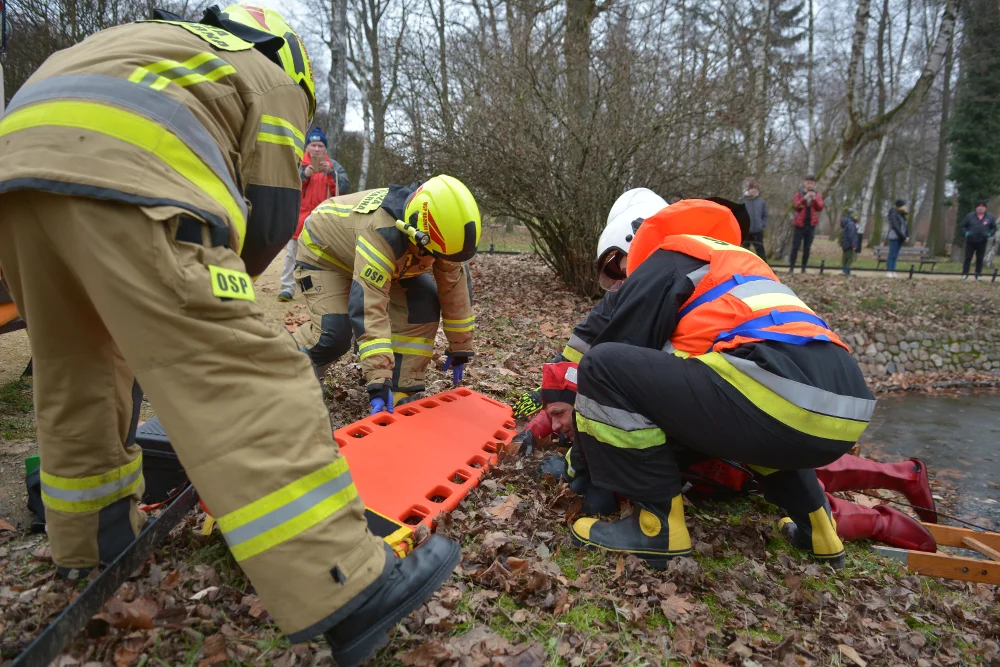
top-left (292, 178), bottom-right (481, 413)
top-left (0, 4), bottom-right (459, 665)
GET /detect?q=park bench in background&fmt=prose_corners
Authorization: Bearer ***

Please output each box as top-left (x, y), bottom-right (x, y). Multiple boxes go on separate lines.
top-left (873, 245), bottom-right (940, 272)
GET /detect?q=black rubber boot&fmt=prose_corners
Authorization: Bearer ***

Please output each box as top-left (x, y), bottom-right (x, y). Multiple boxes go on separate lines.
top-left (569, 476), bottom-right (618, 515)
top-left (777, 505), bottom-right (846, 570)
top-left (324, 535), bottom-right (460, 666)
top-left (570, 496), bottom-right (692, 569)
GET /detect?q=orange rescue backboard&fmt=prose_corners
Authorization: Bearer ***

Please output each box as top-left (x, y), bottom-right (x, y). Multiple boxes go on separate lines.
top-left (335, 388), bottom-right (517, 531)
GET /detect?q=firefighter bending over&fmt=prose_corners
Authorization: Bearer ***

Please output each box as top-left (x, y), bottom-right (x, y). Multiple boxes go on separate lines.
top-left (0, 5), bottom-right (459, 665)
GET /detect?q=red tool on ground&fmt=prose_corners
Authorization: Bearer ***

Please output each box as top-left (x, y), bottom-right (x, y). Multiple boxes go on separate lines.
top-left (335, 388), bottom-right (517, 555)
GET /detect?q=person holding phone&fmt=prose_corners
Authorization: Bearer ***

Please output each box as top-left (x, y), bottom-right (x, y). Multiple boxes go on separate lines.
top-left (278, 127), bottom-right (351, 301)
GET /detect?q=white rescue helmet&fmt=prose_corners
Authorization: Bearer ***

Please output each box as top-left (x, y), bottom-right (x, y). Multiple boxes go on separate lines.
top-left (596, 188), bottom-right (668, 291)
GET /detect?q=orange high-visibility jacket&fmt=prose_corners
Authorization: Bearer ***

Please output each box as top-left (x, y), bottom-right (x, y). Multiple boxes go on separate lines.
top-left (625, 199), bottom-right (848, 357)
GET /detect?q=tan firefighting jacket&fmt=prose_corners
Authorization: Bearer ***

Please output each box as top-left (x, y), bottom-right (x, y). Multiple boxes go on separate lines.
top-left (0, 17), bottom-right (308, 277)
top-left (299, 187), bottom-right (475, 387)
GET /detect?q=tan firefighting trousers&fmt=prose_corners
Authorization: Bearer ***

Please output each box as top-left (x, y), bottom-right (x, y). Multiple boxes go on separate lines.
top-left (291, 262), bottom-right (440, 392)
top-left (0, 192), bottom-right (387, 640)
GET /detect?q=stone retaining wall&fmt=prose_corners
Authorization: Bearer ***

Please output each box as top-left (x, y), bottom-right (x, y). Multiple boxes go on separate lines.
top-left (842, 331), bottom-right (1000, 376)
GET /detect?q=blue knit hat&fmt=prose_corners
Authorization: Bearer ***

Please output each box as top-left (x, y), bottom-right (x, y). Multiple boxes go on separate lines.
top-left (306, 127), bottom-right (327, 147)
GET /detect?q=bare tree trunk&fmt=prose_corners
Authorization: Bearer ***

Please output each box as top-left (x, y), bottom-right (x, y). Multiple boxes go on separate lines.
top-left (431, 0), bottom-right (452, 136)
top-left (752, 0), bottom-right (772, 175)
top-left (817, 0), bottom-right (958, 196)
top-left (927, 32), bottom-right (954, 256)
top-left (359, 94), bottom-right (371, 190)
top-left (806, 0), bottom-right (817, 175)
top-left (327, 0), bottom-right (349, 153)
top-left (861, 135), bottom-right (889, 241)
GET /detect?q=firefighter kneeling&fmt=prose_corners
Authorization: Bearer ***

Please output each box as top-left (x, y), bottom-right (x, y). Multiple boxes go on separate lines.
top-left (541, 200), bottom-right (878, 569)
top-left (291, 177), bottom-right (480, 412)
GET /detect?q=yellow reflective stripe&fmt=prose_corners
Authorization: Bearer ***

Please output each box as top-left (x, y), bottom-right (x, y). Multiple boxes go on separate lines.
top-left (391, 335), bottom-right (434, 344)
top-left (258, 115), bottom-right (305, 160)
top-left (358, 338), bottom-right (392, 351)
top-left (258, 131), bottom-right (304, 160)
top-left (129, 52), bottom-right (236, 91)
top-left (561, 345), bottom-right (584, 363)
top-left (748, 464), bottom-right (778, 476)
top-left (41, 455), bottom-right (143, 513)
top-left (217, 458), bottom-right (358, 562)
top-left (442, 315), bottom-right (475, 333)
top-left (359, 338), bottom-right (393, 361)
top-left (358, 237), bottom-right (395, 272)
top-left (574, 413), bottom-right (666, 450)
top-left (261, 114), bottom-right (305, 143)
top-left (0, 101), bottom-right (247, 252)
top-left (696, 352), bottom-right (868, 442)
top-left (314, 204), bottom-right (352, 218)
top-left (300, 226), bottom-right (352, 272)
top-left (355, 241), bottom-right (394, 274)
top-left (391, 335), bottom-right (434, 357)
top-left (742, 293), bottom-right (815, 312)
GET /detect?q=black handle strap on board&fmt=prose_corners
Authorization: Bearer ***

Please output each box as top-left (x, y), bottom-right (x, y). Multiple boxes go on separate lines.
top-left (12, 484), bottom-right (200, 667)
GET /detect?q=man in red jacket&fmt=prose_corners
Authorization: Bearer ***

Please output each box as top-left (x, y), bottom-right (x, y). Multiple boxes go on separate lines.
top-left (789, 175), bottom-right (824, 274)
top-left (278, 127), bottom-right (351, 301)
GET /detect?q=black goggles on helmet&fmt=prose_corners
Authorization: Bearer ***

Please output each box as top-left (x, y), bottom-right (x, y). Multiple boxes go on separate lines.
top-left (596, 248), bottom-right (628, 291)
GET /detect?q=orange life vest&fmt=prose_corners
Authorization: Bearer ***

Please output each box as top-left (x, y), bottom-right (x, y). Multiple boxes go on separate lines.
top-left (636, 234), bottom-right (849, 356)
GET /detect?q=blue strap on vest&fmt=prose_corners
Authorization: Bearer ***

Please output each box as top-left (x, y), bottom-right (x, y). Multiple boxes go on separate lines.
top-left (710, 309), bottom-right (832, 352)
top-left (678, 273), bottom-right (773, 319)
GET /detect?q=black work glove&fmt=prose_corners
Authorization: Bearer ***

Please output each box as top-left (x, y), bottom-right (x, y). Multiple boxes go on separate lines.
top-left (540, 454), bottom-right (572, 482)
top-left (512, 430), bottom-right (536, 456)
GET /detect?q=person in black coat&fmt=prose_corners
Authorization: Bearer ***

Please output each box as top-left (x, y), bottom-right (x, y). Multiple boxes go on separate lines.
top-left (840, 208), bottom-right (861, 275)
top-left (885, 200), bottom-right (909, 277)
top-left (961, 200), bottom-right (997, 280)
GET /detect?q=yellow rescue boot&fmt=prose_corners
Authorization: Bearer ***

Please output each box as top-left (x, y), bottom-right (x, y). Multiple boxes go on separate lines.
top-left (778, 505), bottom-right (846, 569)
top-left (570, 495), bottom-right (692, 569)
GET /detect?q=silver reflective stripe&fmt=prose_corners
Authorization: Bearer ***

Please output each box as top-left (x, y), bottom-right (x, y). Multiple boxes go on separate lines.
top-left (722, 353), bottom-right (876, 422)
top-left (575, 394), bottom-right (657, 431)
top-left (729, 281), bottom-right (798, 300)
top-left (159, 57), bottom-right (232, 81)
top-left (567, 334), bottom-right (592, 354)
top-left (222, 470), bottom-right (355, 548)
top-left (662, 341), bottom-right (677, 353)
top-left (358, 241), bottom-right (394, 273)
top-left (392, 341), bottom-right (433, 352)
top-left (6, 74), bottom-right (247, 221)
top-left (686, 264), bottom-right (710, 287)
top-left (359, 342), bottom-right (393, 353)
top-left (135, 70), bottom-right (162, 88)
top-left (40, 467), bottom-right (142, 503)
top-left (261, 121), bottom-right (305, 152)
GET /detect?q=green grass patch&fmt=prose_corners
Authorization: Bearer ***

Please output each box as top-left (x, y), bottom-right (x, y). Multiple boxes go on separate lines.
top-left (554, 547), bottom-right (606, 580)
top-left (0, 377), bottom-right (35, 440)
top-left (858, 295), bottom-right (890, 313)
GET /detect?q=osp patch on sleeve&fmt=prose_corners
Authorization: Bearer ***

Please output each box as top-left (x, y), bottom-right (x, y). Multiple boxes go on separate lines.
top-left (209, 265), bottom-right (256, 301)
top-left (361, 263), bottom-right (388, 289)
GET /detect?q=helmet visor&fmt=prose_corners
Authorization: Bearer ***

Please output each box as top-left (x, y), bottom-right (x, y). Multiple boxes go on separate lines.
top-left (597, 249), bottom-right (627, 292)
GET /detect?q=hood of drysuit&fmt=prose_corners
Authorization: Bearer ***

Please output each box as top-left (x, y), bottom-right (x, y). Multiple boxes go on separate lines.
top-left (625, 199), bottom-right (744, 276)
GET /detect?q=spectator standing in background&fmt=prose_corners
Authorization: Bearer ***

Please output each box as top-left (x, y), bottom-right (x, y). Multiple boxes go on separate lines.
top-left (741, 179), bottom-right (768, 260)
top-left (961, 200), bottom-right (997, 281)
top-left (790, 175), bottom-right (824, 273)
top-left (885, 199), bottom-right (909, 278)
top-left (278, 127), bottom-right (351, 301)
top-left (841, 208), bottom-right (861, 276)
